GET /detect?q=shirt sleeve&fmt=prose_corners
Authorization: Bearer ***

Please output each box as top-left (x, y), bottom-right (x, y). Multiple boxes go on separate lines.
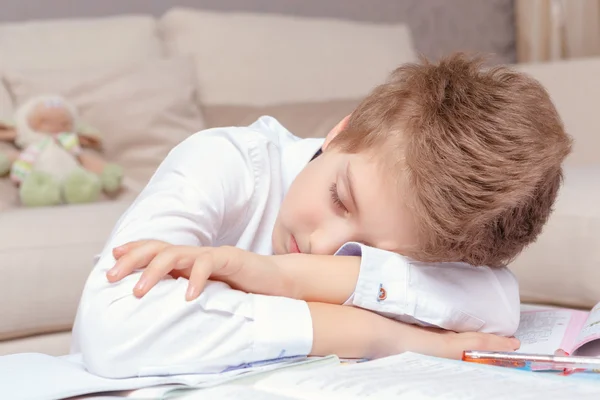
top-left (73, 130), bottom-right (313, 379)
top-left (335, 242), bottom-right (520, 336)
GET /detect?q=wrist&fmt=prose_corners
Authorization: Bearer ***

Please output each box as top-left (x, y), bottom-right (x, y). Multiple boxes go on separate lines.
top-left (368, 314), bottom-right (407, 359)
top-left (268, 254), bottom-right (304, 299)
top-left (369, 318), bottom-right (445, 360)
top-left (272, 253), bottom-right (360, 303)
top-left (222, 252), bottom-right (296, 298)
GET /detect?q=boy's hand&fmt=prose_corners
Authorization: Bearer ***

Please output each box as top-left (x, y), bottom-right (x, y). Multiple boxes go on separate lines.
top-left (107, 240), bottom-right (266, 300)
top-left (373, 316), bottom-right (520, 360)
top-left (308, 302), bottom-right (520, 361)
top-left (427, 329), bottom-right (520, 360)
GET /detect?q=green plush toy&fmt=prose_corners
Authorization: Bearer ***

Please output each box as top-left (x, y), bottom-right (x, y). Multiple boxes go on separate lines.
top-left (0, 95), bottom-right (124, 207)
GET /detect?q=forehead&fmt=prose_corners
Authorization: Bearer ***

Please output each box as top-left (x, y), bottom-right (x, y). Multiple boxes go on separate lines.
top-left (346, 151), bottom-right (417, 252)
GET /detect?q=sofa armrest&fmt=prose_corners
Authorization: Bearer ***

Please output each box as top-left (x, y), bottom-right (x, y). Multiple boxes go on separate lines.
top-left (0, 201), bottom-right (130, 341)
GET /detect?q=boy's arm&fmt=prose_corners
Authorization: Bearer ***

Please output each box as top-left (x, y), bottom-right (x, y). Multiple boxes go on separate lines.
top-left (307, 302), bottom-right (519, 360)
top-left (76, 130), bottom-right (299, 378)
top-left (237, 253), bottom-right (361, 305)
top-left (230, 243), bottom-right (520, 336)
top-left (81, 131), bottom-right (460, 379)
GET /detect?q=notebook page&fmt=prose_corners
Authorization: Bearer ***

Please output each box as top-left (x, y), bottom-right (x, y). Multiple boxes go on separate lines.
top-left (178, 386), bottom-right (297, 400)
top-left (254, 352), bottom-right (600, 400)
top-left (573, 303), bottom-right (600, 355)
top-left (514, 309), bottom-right (588, 354)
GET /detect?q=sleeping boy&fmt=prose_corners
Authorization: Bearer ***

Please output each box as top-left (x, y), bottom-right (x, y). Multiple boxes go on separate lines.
top-left (72, 54), bottom-right (571, 378)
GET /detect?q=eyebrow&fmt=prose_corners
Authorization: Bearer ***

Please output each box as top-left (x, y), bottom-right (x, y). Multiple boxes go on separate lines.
top-left (345, 163), bottom-right (359, 214)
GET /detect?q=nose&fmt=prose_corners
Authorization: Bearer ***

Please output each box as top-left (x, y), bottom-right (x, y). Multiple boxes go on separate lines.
top-left (309, 224), bottom-right (355, 255)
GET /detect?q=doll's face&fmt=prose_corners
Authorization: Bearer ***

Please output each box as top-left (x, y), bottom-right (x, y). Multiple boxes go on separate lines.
top-left (28, 103), bottom-right (74, 134)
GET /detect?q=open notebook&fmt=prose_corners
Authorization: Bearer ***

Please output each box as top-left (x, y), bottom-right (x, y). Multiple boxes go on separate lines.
top-left (175, 352), bottom-right (600, 400)
top-left (515, 302), bottom-right (600, 356)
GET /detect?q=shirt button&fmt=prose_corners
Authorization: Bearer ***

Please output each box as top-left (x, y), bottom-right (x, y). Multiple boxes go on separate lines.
top-left (377, 284), bottom-right (387, 302)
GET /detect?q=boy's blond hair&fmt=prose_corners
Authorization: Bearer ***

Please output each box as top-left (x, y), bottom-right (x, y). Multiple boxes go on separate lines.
top-left (331, 53), bottom-right (572, 267)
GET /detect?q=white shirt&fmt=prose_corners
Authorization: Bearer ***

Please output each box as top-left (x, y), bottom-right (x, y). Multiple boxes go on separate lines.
top-left (71, 116), bottom-right (520, 379)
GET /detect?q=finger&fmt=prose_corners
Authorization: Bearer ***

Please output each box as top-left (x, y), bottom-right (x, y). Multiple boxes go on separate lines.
top-left (133, 248), bottom-right (193, 297)
top-left (107, 241), bottom-right (168, 282)
top-left (442, 333), bottom-right (519, 360)
top-left (186, 254), bottom-right (213, 301)
top-left (487, 335), bottom-right (520, 352)
top-left (170, 266), bottom-right (193, 280)
top-left (112, 240), bottom-right (150, 259)
top-left (471, 334), bottom-right (520, 352)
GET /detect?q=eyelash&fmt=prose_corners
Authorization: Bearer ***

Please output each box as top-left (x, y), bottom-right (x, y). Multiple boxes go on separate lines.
top-left (329, 183), bottom-right (347, 212)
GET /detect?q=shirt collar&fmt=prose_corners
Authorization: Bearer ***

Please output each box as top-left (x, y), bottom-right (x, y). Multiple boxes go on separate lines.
top-left (281, 137), bottom-right (324, 193)
top-left (248, 115), bottom-right (325, 194)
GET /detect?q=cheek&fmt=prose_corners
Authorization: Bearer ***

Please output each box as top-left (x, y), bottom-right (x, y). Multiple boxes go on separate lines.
top-left (280, 182), bottom-right (326, 230)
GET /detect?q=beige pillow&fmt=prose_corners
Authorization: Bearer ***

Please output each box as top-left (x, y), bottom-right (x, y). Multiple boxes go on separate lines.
top-left (204, 99), bottom-right (362, 139)
top-left (509, 166), bottom-right (600, 309)
top-left (0, 15), bottom-right (163, 70)
top-left (3, 57), bottom-right (206, 186)
top-left (514, 57), bottom-right (600, 167)
top-left (160, 8), bottom-right (417, 106)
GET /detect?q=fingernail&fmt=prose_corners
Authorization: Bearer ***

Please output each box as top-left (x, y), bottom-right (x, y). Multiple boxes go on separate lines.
top-left (186, 285), bottom-right (198, 301)
top-left (134, 279), bottom-right (146, 293)
top-left (107, 268), bottom-right (119, 278)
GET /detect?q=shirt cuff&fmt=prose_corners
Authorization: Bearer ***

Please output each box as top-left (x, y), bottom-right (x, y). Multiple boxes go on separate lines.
top-left (252, 295), bottom-right (313, 360)
top-left (335, 242), bottom-right (414, 315)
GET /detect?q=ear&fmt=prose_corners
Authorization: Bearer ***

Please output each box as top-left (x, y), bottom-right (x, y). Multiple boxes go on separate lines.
top-left (322, 114), bottom-right (351, 151)
top-left (0, 127), bottom-right (16, 142)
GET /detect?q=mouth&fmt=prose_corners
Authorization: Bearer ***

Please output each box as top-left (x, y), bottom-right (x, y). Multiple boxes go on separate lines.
top-left (289, 235), bottom-right (301, 254)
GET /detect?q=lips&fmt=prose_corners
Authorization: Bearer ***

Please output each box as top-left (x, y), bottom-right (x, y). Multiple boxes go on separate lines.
top-left (289, 235), bottom-right (301, 254)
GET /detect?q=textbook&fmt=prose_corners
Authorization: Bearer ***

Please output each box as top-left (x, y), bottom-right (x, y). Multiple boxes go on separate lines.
top-left (514, 302), bottom-right (600, 356)
top-left (174, 352), bottom-right (600, 400)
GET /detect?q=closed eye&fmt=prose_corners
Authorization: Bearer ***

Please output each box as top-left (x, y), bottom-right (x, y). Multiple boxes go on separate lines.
top-left (329, 183), bottom-right (347, 212)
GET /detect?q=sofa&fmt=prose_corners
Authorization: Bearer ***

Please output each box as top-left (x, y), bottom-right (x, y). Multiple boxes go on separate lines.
top-left (0, 7), bottom-right (598, 357)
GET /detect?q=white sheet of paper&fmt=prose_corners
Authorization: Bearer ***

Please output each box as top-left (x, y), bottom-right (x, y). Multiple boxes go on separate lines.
top-left (179, 386), bottom-right (297, 400)
top-left (575, 304), bottom-right (600, 350)
top-left (513, 310), bottom-right (573, 354)
top-left (0, 352), bottom-right (333, 400)
top-left (255, 352), bottom-right (600, 400)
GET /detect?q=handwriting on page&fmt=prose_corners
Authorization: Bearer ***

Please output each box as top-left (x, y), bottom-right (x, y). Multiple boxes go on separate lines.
top-left (514, 310), bottom-right (573, 354)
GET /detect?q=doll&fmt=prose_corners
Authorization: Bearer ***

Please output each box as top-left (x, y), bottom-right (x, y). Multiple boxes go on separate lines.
top-left (0, 95), bottom-right (123, 207)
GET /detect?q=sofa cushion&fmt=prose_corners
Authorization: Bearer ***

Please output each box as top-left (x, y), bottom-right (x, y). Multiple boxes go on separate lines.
top-left (0, 201), bottom-right (131, 341)
top-left (0, 332), bottom-right (71, 357)
top-left (3, 57), bottom-right (205, 186)
top-left (0, 15), bottom-right (162, 71)
top-left (509, 166), bottom-right (600, 309)
top-left (160, 8), bottom-right (417, 106)
top-left (514, 58), bottom-right (600, 167)
top-left (204, 99), bottom-right (362, 139)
